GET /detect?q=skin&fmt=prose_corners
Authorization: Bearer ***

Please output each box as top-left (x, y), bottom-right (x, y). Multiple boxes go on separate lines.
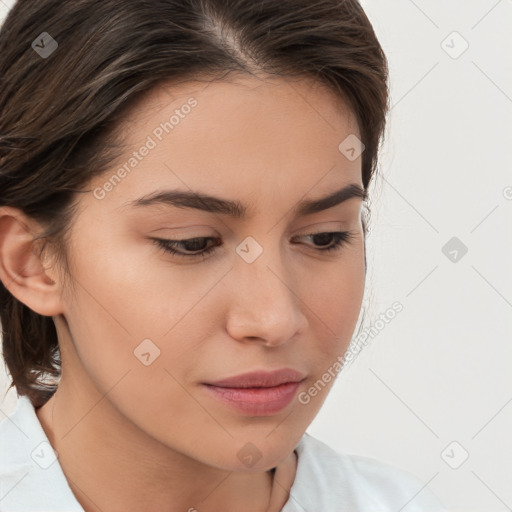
top-left (0, 74), bottom-right (366, 512)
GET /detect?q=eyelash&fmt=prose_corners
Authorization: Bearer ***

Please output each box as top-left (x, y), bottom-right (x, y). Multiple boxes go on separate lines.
top-left (151, 230), bottom-right (356, 260)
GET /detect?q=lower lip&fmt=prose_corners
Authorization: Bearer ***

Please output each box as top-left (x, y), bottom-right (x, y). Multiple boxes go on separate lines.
top-left (202, 381), bottom-right (302, 416)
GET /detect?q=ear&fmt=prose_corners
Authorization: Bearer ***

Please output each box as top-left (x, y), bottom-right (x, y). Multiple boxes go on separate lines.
top-left (0, 206), bottom-right (65, 317)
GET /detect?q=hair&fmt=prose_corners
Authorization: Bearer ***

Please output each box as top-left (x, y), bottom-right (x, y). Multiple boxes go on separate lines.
top-left (0, 0), bottom-right (389, 409)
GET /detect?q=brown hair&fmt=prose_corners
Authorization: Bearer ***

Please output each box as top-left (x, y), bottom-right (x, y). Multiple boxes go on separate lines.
top-left (0, 0), bottom-right (389, 408)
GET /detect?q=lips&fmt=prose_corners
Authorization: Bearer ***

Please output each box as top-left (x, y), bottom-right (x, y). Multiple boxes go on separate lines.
top-left (202, 369), bottom-right (306, 416)
top-left (204, 368), bottom-right (306, 388)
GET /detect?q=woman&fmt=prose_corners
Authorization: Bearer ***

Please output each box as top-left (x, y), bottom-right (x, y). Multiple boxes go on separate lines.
top-left (0, 1), bottom-right (450, 510)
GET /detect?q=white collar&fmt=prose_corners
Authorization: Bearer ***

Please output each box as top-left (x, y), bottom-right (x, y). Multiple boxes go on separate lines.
top-left (1, 394), bottom-right (448, 512)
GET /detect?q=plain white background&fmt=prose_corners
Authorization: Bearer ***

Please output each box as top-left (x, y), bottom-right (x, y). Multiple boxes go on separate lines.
top-left (1, 1), bottom-right (511, 511)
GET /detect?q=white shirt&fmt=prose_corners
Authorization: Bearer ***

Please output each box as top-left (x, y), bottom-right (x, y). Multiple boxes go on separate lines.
top-left (0, 394), bottom-right (450, 511)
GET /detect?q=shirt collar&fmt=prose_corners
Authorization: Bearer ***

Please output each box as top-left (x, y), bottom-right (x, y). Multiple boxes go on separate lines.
top-left (0, 394), bottom-right (85, 511)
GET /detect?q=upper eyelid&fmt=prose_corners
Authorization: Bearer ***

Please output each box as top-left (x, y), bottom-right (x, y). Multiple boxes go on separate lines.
top-left (154, 229), bottom-right (352, 248)
top-left (150, 219), bottom-right (352, 236)
top-left (161, 228), bottom-right (348, 241)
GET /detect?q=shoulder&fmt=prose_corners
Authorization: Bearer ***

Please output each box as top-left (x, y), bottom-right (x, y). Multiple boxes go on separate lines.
top-left (0, 395), bottom-right (84, 511)
top-left (282, 433), bottom-right (451, 512)
top-left (0, 395), bottom-right (33, 468)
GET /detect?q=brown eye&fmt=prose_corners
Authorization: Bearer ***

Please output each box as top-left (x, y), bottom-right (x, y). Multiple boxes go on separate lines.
top-left (292, 231), bottom-right (355, 253)
top-left (151, 237), bottom-right (220, 258)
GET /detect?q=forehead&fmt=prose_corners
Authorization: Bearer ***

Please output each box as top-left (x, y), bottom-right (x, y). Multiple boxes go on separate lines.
top-left (118, 73), bottom-right (359, 141)
top-left (86, 74), bottom-right (363, 220)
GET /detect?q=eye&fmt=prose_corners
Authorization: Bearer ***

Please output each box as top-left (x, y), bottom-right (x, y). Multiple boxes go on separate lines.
top-left (150, 230), bottom-right (356, 260)
top-left (291, 230), bottom-right (356, 253)
top-left (151, 236), bottom-right (220, 260)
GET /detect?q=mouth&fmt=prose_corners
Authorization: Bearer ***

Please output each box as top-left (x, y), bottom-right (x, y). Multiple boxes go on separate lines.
top-left (202, 369), bottom-right (306, 416)
top-left (204, 368), bottom-right (306, 388)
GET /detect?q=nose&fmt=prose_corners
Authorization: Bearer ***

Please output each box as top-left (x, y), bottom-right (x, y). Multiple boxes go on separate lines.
top-left (225, 249), bottom-right (308, 347)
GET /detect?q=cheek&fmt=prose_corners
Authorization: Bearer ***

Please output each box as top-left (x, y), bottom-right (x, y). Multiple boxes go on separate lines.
top-left (59, 241), bottom-right (160, 388)
top-left (61, 232), bottom-right (224, 390)
top-left (66, 229), bottom-right (206, 338)
top-left (302, 246), bottom-right (365, 357)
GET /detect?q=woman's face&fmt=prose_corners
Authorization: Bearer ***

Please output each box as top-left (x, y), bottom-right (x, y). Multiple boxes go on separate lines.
top-left (53, 74), bottom-right (366, 471)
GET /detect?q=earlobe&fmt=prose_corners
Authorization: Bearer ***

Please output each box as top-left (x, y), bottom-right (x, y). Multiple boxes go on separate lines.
top-left (0, 207), bottom-right (64, 317)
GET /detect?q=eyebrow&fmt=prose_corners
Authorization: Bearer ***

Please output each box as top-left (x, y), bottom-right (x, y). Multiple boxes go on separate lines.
top-left (122, 183), bottom-right (367, 218)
